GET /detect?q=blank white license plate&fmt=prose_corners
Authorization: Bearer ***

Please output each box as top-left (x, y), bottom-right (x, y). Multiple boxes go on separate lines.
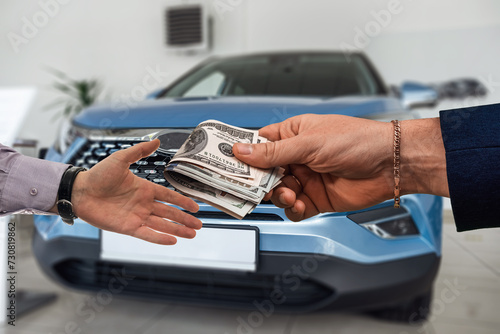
top-left (100, 225), bottom-right (258, 272)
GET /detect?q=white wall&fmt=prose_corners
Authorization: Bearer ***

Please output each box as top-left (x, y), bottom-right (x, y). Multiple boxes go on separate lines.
top-left (1, 0), bottom-right (499, 147)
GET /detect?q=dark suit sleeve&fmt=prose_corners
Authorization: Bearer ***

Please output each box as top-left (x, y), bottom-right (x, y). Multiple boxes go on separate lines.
top-left (440, 103), bottom-right (500, 231)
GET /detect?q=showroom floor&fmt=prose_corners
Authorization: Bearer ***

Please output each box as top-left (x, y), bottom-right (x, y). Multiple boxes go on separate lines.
top-left (4, 211), bottom-right (500, 334)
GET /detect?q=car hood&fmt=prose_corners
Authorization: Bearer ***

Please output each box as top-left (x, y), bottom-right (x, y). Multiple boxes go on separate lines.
top-left (73, 96), bottom-right (404, 129)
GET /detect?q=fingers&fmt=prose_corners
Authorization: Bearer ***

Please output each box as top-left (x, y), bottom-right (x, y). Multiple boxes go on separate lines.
top-left (262, 190), bottom-right (273, 201)
top-left (270, 187), bottom-right (296, 208)
top-left (133, 226), bottom-right (178, 245)
top-left (269, 186), bottom-right (316, 222)
top-left (269, 175), bottom-right (301, 207)
top-left (233, 136), bottom-right (308, 169)
top-left (284, 200), bottom-right (306, 221)
top-left (154, 184), bottom-right (200, 214)
top-left (268, 169), bottom-right (322, 221)
top-left (152, 201), bottom-right (202, 230)
top-left (258, 114), bottom-right (303, 141)
top-left (285, 194), bottom-right (319, 221)
top-left (144, 215), bottom-right (197, 239)
top-left (132, 201), bottom-right (202, 245)
top-left (134, 203), bottom-right (201, 245)
top-left (112, 139), bottom-right (161, 166)
top-left (258, 122), bottom-right (285, 142)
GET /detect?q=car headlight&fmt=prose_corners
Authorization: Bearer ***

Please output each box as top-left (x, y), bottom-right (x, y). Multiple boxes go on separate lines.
top-left (347, 206), bottom-right (419, 239)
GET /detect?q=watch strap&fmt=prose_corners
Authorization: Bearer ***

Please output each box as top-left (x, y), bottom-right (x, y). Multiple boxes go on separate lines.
top-left (57, 166), bottom-right (87, 225)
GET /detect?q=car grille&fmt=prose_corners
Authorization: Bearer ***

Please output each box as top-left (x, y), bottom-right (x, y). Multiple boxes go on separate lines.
top-left (54, 259), bottom-right (334, 310)
top-left (69, 139), bottom-right (173, 187)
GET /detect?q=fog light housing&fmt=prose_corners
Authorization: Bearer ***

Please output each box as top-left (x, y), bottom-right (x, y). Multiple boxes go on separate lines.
top-left (347, 206), bottom-right (419, 239)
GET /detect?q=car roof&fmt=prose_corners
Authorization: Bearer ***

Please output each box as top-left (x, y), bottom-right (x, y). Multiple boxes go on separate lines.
top-left (203, 50), bottom-right (366, 62)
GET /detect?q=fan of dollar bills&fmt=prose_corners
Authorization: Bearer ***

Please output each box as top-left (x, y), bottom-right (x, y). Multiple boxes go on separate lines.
top-left (151, 120), bottom-right (284, 219)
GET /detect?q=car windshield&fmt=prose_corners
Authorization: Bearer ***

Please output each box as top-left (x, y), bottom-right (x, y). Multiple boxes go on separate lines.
top-left (161, 54), bottom-right (384, 98)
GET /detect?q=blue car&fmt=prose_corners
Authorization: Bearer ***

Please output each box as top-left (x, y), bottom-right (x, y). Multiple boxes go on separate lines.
top-left (34, 52), bottom-right (442, 322)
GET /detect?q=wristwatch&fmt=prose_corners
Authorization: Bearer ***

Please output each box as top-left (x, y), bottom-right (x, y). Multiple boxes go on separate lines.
top-left (56, 166), bottom-right (87, 225)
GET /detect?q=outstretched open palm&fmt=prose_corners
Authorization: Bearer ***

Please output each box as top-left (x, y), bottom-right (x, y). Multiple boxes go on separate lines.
top-left (71, 139), bottom-right (202, 245)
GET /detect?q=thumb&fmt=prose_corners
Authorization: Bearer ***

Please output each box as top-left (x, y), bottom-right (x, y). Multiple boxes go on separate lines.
top-left (113, 139), bottom-right (160, 166)
top-left (233, 137), bottom-right (307, 169)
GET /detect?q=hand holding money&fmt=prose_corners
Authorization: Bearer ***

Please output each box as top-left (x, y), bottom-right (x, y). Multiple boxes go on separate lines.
top-left (163, 120), bottom-right (284, 219)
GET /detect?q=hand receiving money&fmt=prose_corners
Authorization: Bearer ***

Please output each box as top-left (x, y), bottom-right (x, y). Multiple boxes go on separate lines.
top-left (162, 120), bottom-right (283, 219)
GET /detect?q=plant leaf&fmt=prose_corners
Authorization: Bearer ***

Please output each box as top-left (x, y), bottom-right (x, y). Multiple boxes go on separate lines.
top-left (44, 67), bottom-right (105, 120)
top-left (44, 66), bottom-right (71, 81)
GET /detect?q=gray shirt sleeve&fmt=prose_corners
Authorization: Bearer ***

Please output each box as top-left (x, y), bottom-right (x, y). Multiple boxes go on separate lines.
top-left (0, 143), bottom-right (69, 215)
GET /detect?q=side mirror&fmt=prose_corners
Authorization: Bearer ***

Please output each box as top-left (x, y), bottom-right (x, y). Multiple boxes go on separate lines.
top-left (400, 82), bottom-right (439, 109)
top-left (146, 89), bottom-right (164, 100)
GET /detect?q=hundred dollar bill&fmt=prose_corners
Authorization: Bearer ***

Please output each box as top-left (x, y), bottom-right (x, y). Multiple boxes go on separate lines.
top-left (170, 120), bottom-right (260, 179)
top-left (167, 162), bottom-right (282, 204)
top-left (164, 171), bottom-right (256, 219)
top-left (155, 120), bottom-right (284, 219)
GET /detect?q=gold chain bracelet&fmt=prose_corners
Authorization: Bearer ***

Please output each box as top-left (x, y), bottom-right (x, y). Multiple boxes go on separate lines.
top-left (391, 120), bottom-right (401, 208)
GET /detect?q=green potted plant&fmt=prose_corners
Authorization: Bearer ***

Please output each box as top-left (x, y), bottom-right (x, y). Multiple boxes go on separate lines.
top-left (45, 68), bottom-right (104, 153)
top-left (45, 68), bottom-right (104, 120)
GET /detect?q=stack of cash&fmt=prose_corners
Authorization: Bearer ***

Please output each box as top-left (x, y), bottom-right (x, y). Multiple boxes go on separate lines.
top-left (161, 120), bottom-right (284, 219)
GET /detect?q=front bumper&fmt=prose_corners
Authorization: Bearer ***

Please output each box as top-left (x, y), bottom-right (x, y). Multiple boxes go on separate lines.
top-left (33, 228), bottom-right (440, 313)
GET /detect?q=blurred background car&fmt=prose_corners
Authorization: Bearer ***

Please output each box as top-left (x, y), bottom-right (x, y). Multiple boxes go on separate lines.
top-left (35, 51), bottom-right (443, 323)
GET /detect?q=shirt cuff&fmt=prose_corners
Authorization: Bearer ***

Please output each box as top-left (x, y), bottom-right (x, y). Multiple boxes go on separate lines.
top-left (1, 154), bottom-right (69, 214)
